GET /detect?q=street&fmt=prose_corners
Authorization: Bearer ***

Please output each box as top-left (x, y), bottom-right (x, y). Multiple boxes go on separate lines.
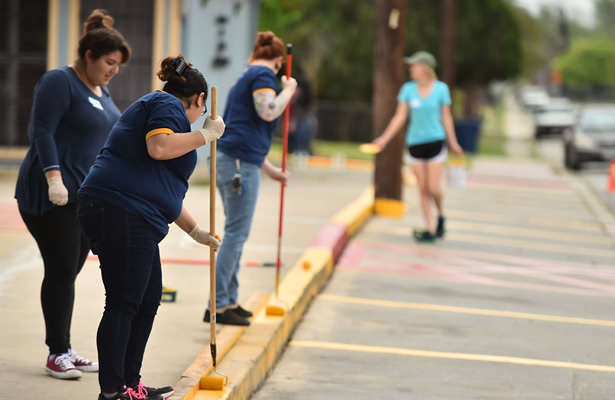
top-left (251, 102), bottom-right (615, 399)
top-left (536, 135), bottom-right (615, 214)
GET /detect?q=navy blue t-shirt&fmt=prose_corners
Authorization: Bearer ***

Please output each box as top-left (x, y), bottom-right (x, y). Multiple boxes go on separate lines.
top-left (79, 91), bottom-right (196, 235)
top-left (217, 65), bottom-right (279, 166)
top-left (15, 66), bottom-right (121, 215)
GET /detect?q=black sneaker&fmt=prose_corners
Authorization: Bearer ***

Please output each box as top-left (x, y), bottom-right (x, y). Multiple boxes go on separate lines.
top-left (436, 216), bottom-right (445, 238)
top-left (204, 309), bottom-right (250, 326)
top-left (229, 305), bottom-right (253, 318)
top-left (414, 230), bottom-right (436, 243)
top-left (97, 389), bottom-right (163, 400)
top-left (128, 380), bottom-right (174, 399)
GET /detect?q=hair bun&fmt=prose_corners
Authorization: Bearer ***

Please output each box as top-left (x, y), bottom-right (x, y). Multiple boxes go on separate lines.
top-left (157, 55), bottom-right (192, 83)
top-left (84, 9), bottom-right (114, 33)
top-left (257, 32), bottom-right (274, 46)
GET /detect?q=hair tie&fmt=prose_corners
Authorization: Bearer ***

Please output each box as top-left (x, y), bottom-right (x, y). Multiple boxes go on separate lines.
top-left (171, 58), bottom-right (188, 76)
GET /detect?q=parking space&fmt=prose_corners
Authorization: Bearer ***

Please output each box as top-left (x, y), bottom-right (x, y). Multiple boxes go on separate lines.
top-left (252, 158), bottom-right (615, 400)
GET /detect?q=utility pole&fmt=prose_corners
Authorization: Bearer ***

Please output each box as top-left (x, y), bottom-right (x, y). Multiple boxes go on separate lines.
top-left (372, 0), bottom-right (407, 217)
top-left (441, 0), bottom-right (456, 91)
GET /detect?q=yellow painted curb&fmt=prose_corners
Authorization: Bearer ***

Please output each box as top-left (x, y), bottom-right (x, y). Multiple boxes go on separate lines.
top-left (374, 197), bottom-right (407, 218)
top-left (331, 187), bottom-right (374, 237)
top-left (173, 292), bottom-right (269, 399)
top-left (183, 248), bottom-right (333, 400)
top-left (179, 187), bottom-right (376, 400)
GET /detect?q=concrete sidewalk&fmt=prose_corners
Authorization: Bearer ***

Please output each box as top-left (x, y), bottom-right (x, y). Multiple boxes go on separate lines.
top-left (0, 158), bottom-right (373, 400)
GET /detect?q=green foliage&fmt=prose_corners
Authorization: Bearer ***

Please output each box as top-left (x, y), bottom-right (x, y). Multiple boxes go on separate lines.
top-left (507, 4), bottom-right (545, 79)
top-left (595, 0), bottom-right (615, 38)
top-left (454, 0), bottom-right (521, 86)
top-left (554, 36), bottom-right (615, 89)
top-left (259, 0), bottom-right (377, 102)
top-left (403, 0), bottom-right (523, 88)
top-left (260, 0), bottom-right (522, 102)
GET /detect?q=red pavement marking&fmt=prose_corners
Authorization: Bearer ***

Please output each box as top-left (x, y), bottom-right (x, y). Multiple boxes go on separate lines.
top-left (86, 255), bottom-right (264, 267)
top-left (0, 202), bottom-right (26, 231)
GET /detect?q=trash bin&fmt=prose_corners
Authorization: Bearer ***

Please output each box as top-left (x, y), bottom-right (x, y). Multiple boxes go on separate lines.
top-left (454, 117), bottom-right (483, 153)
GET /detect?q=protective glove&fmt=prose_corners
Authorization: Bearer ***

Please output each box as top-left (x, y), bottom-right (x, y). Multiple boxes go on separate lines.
top-left (189, 224), bottom-right (221, 250)
top-left (198, 116), bottom-right (225, 145)
top-left (47, 176), bottom-right (68, 206)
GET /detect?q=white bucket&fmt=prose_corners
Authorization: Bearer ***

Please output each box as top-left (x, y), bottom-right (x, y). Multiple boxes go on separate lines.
top-left (447, 161), bottom-right (466, 188)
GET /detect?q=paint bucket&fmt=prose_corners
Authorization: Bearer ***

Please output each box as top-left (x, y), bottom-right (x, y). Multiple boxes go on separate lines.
top-left (447, 159), bottom-right (466, 188)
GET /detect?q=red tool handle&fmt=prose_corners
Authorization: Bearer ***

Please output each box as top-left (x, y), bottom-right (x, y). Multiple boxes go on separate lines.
top-left (275, 44), bottom-right (293, 294)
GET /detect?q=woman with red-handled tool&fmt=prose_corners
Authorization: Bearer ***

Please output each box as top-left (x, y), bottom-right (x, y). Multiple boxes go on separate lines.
top-left (203, 31), bottom-right (297, 326)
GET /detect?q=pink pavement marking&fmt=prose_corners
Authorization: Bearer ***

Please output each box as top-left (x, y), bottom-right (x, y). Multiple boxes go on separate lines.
top-left (365, 240), bottom-right (615, 272)
top-left (445, 255), bottom-right (615, 295)
top-left (0, 202), bottom-right (26, 231)
top-left (467, 173), bottom-right (571, 190)
top-left (336, 241), bottom-right (365, 270)
top-left (336, 240), bottom-right (615, 298)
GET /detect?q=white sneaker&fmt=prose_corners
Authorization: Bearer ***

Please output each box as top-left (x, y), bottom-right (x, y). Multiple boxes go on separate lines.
top-left (68, 349), bottom-right (99, 372)
top-left (45, 353), bottom-right (82, 379)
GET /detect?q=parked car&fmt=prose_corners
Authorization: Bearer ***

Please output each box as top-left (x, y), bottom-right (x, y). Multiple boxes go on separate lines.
top-left (518, 86), bottom-right (550, 110)
top-left (563, 104), bottom-right (615, 170)
top-left (533, 99), bottom-right (575, 139)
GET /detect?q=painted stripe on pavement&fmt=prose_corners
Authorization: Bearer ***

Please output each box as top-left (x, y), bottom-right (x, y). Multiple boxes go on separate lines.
top-left (319, 294), bottom-right (615, 327)
top-left (363, 225), bottom-right (614, 258)
top-left (446, 209), bottom-right (602, 233)
top-left (290, 340), bottom-right (615, 373)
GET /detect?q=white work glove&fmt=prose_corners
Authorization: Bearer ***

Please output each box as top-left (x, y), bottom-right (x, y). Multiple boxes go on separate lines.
top-left (189, 224), bottom-right (221, 250)
top-left (47, 176), bottom-right (68, 206)
top-left (198, 116), bottom-right (225, 145)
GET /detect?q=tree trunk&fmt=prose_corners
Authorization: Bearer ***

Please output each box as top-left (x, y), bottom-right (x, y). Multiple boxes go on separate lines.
top-left (373, 0), bottom-right (407, 201)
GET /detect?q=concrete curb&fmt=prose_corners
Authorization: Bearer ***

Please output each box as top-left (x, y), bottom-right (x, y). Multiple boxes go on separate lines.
top-left (176, 187), bottom-right (375, 400)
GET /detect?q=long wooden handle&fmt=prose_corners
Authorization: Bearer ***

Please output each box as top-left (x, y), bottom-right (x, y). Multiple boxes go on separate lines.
top-left (210, 86), bottom-right (217, 238)
top-left (211, 86), bottom-right (217, 120)
top-left (209, 86), bottom-right (218, 351)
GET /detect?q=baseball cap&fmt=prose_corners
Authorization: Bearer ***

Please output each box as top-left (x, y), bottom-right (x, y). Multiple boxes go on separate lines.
top-left (404, 51), bottom-right (437, 68)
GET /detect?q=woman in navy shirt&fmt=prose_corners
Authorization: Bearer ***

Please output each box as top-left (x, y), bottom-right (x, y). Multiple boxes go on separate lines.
top-left (15, 9), bottom-right (130, 380)
top-left (78, 55), bottom-right (224, 400)
top-left (202, 31), bottom-right (297, 326)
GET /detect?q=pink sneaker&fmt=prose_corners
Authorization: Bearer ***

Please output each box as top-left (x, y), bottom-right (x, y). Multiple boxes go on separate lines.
top-left (129, 380), bottom-right (175, 399)
top-left (68, 349), bottom-right (98, 372)
top-left (46, 353), bottom-right (82, 379)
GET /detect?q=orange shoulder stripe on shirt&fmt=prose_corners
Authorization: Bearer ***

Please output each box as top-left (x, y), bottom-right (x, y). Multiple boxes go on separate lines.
top-left (145, 128), bottom-right (174, 140)
top-left (253, 88), bottom-right (276, 96)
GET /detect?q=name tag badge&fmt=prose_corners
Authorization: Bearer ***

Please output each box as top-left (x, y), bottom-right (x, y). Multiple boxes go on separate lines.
top-left (411, 99), bottom-right (421, 109)
top-left (88, 97), bottom-right (104, 111)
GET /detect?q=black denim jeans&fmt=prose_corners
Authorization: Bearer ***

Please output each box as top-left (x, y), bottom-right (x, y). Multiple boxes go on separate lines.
top-left (78, 195), bottom-right (165, 393)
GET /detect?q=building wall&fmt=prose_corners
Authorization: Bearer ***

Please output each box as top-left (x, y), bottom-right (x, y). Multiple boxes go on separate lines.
top-left (4, 0), bottom-right (261, 147)
top-left (0, 0), bottom-right (48, 146)
top-left (182, 0), bottom-right (262, 119)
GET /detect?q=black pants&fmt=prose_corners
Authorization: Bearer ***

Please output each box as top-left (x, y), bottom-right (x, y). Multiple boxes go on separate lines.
top-left (78, 195), bottom-right (165, 393)
top-left (19, 203), bottom-right (90, 355)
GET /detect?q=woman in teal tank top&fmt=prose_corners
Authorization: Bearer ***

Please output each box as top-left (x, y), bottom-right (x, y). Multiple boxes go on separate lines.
top-left (373, 51), bottom-right (463, 243)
